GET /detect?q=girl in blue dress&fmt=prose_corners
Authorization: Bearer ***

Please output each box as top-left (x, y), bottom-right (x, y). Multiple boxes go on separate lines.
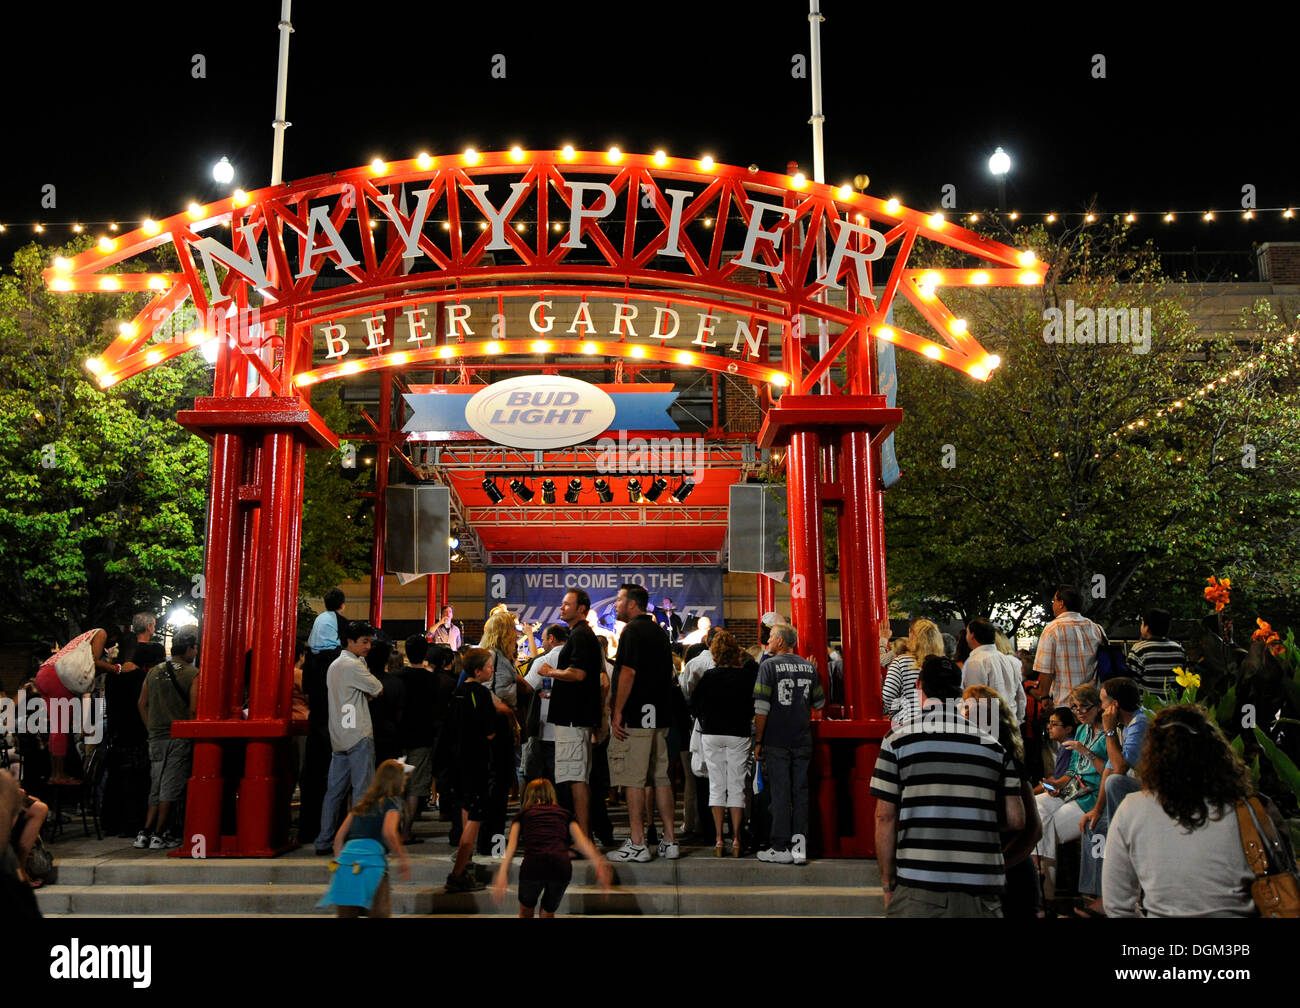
top-left (319, 759), bottom-right (411, 917)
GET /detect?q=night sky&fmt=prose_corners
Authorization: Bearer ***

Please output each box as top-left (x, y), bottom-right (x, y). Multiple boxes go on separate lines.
top-left (2, 2), bottom-right (1296, 260)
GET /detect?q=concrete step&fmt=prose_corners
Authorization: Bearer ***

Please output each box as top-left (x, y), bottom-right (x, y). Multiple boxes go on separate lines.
top-left (37, 881), bottom-right (883, 917)
top-left (48, 853), bottom-right (876, 889)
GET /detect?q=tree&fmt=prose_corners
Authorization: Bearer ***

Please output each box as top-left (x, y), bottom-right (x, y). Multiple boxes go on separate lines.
top-left (883, 219), bottom-right (1300, 633)
top-left (299, 386), bottom-right (374, 598)
top-left (0, 241), bottom-right (209, 640)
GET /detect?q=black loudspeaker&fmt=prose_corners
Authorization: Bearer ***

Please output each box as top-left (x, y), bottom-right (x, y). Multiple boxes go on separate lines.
top-left (385, 485), bottom-right (451, 575)
top-left (727, 484), bottom-right (788, 576)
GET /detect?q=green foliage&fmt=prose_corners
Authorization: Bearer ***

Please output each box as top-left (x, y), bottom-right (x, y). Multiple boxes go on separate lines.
top-left (0, 241), bottom-right (208, 639)
top-left (883, 219), bottom-right (1300, 628)
top-left (1254, 728), bottom-right (1300, 805)
top-left (298, 386), bottom-right (373, 597)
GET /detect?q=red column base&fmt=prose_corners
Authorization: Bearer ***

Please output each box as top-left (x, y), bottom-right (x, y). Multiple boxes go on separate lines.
top-left (809, 718), bottom-right (891, 858)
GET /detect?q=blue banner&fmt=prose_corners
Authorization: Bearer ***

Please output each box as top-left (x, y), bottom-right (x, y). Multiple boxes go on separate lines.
top-left (877, 309), bottom-right (901, 488)
top-left (484, 567), bottom-right (724, 635)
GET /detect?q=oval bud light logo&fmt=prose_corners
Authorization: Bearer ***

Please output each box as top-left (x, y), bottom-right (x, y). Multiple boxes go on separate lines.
top-left (465, 375), bottom-right (616, 449)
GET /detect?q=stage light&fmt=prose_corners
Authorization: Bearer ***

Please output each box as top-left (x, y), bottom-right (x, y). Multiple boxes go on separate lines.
top-left (541, 479), bottom-right (556, 504)
top-left (644, 477), bottom-right (668, 502)
top-left (627, 478), bottom-right (643, 503)
top-left (670, 478), bottom-right (695, 503)
top-left (450, 552), bottom-right (462, 563)
top-left (565, 478), bottom-right (582, 504)
top-left (448, 536), bottom-right (460, 550)
top-left (482, 478), bottom-right (505, 503)
top-left (509, 478), bottom-right (534, 502)
top-left (594, 478), bottom-right (614, 503)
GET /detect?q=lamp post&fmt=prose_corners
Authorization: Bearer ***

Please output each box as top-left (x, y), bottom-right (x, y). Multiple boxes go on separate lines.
top-left (988, 146), bottom-right (1011, 210)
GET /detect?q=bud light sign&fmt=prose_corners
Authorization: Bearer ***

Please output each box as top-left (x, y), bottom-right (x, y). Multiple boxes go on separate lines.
top-left (464, 375), bottom-right (616, 449)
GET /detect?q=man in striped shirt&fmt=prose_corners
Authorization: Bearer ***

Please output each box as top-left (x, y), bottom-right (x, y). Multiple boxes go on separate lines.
top-left (1032, 585), bottom-right (1105, 709)
top-left (871, 656), bottom-right (1025, 917)
top-left (1126, 607), bottom-right (1186, 702)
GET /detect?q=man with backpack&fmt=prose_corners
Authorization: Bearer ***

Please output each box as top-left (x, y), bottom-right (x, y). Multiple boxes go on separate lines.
top-left (135, 631), bottom-right (199, 850)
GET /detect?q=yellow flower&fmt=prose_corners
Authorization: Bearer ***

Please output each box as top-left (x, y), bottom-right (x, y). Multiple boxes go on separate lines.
top-left (1173, 667), bottom-right (1201, 688)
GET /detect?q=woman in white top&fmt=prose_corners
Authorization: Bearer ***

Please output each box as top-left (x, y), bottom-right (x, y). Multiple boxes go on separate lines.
top-left (1103, 705), bottom-right (1257, 917)
top-left (881, 618), bottom-right (944, 724)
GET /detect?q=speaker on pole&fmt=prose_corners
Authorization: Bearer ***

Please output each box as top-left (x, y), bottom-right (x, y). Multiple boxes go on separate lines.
top-left (727, 483), bottom-right (788, 577)
top-left (385, 485), bottom-right (451, 575)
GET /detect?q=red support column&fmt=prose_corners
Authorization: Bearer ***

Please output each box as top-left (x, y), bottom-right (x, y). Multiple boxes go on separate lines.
top-left (439, 573), bottom-right (451, 623)
top-left (369, 369), bottom-right (392, 627)
top-left (785, 430), bottom-right (828, 682)
top-left (183, 431), bottom-right (244, 856)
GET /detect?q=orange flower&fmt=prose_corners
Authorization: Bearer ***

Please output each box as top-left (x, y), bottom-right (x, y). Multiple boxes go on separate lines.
top-left (1254, 618), bottom-right (1276, 642)
top-left (1204, 575), bottom-right (1232, 613)
top-left (1269, 641), bottom-right (1287, 658)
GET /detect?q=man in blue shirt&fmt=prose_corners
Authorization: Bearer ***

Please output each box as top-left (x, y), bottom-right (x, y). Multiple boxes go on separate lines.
top-left (1077, 676), bottom-right (1150, 915)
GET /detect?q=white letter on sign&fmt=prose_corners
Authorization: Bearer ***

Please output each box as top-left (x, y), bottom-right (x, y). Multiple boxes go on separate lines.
top-left (322, 323), bottom-right (350, 359)
top-left (296, 204), bottom-right (361, 278)
top-left (192, 222), bottom-right (274, 305)
top-left (463, 182), bottom-right (531, 251)
top-left (529, 300), bottom-right (555, 334)
top-left (560, 182), bottom-right (617, 249)
top-left (729, 200), bottom-right (794, 275)
top-left (363, 314), bottom-right (390, 351)
top-left (816, 219), bottom-right (888, 290)
top-left (659, 189), bottom-right (694, 259)
top-left (374, 188), bottom-right (438, 260)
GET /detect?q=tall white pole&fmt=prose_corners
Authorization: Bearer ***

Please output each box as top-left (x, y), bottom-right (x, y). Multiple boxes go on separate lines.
top-left (270, 0), bottom-right (294, 186)
top-left (808, 1), bottom-right (829, 392)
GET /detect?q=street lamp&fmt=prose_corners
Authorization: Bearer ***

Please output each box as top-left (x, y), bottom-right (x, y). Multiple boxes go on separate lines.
top-left (988, 147), bottom-right (1011, 209)
top-left (213, 157), bottom-right (235, 185)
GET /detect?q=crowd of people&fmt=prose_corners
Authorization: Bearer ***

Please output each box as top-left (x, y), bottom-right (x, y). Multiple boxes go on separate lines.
top-left (872, 586), bottom-right (1282, 918)
top-left (5, 580), bottom-right (1286, 920)
top-left (307, 582), bottom-right (826, 916)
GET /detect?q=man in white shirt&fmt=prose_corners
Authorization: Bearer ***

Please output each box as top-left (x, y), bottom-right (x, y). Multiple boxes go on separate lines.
top-left (523, 624), bottom-right (568, 780)
top-left (962, 618), bottom-right (1027, 723)
top-left (679, 627), bottom-right (717, 700)
top-left (313, 621), bottom-right (382, 854)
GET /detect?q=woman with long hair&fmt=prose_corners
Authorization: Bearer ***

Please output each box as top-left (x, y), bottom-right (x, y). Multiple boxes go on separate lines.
top-left (690, 630), bottom-right (759, 857)
top-left (318, 759), bottom-right (411, 917)
top-left (492, 778), bottom-right (611, 917)
top-left (882, 619), bottom-right (945, 724)
top-left (1103, 705), bottom-right (1257, 917)
top-left (1033, 683), bottom-right (1107, 900)
top-left (478, 608), bottom-right (522, 849)
top-left (963, 684), bottom-right (1043, 917)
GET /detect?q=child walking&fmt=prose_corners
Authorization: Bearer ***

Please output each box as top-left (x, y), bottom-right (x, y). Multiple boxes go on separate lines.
top-left (318, 759), bottom-right (411, 917)
top-left (492, 778), bottom-right (612, 917)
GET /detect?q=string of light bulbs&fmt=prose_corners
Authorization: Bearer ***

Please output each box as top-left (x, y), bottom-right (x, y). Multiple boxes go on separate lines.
top-left (1110, 329), bottom-right (1299, 440)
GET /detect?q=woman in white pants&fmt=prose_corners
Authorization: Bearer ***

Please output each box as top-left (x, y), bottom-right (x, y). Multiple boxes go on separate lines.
top-left (689, 631), bottom-right (758, 857)
top-left (1034, 684), bottom-right (1107, 899)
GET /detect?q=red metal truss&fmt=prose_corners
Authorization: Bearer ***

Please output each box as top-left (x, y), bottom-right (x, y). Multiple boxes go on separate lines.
top-left (485, 551), bottom-right (723, 567)
top-left (46, 150), bottom-right (1043, 399)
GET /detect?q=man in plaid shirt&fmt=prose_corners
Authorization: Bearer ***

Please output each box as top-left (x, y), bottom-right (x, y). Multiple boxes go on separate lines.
top-left (1032, 585), bottom-right (1105, 710)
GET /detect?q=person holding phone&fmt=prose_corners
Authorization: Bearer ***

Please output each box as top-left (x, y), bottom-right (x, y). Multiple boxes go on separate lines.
top-left (1033, 707), bottom-right (1078, 796)
top-left (1032, 685), bottom-right (1107, 901)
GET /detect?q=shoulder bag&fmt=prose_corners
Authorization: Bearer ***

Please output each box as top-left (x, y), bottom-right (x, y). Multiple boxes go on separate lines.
top-left (1236, 795), bottom-right (1300, 917)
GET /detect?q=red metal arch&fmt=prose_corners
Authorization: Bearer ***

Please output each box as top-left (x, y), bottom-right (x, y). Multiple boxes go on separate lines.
top-left (46, 149), bottom-right (1041, 400)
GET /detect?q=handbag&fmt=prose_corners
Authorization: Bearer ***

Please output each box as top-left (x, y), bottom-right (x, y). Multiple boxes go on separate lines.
top-left (26, 835), bottom-right (54, 881)
top-left (55, 632), bottom-right (97, 694)
top-left (1236, 796), bottom-right (1300, 917)
top-left (1057, 773), bottom-right (1091, 804)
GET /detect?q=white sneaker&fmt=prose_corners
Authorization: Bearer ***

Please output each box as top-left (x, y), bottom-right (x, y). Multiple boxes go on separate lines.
top-left (133, 830), bottom-right (150, 850)
top-left (792, 850), bottom-right (808, 866)
top-left (607, 840), bottom-right (652, 863)
top-left (657, 841), bottom-right (680, 860)
top-left (756, 847), bottom-right (793, 864)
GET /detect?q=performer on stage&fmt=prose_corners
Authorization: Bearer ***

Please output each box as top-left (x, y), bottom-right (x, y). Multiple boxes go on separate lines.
top-left (430, 605), bottom-right (462, 650)
top-left (657, 597), bottom-right (683, 643)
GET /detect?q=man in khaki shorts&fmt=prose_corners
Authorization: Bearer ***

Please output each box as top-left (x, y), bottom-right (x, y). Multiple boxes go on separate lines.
top-left (605, 584), bottom-right (678, 862)
top-left (538, 590), bottom-right (605, 840)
